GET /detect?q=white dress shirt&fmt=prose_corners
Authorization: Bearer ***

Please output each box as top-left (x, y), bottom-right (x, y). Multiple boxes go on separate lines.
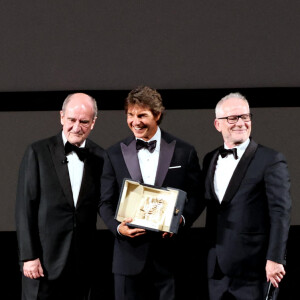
top-left (214, 139), bottom-right (250, 203)
top-left (137, 127), bottom-right (161, 185)
top-left (62, 133), bottom-right (85, 206)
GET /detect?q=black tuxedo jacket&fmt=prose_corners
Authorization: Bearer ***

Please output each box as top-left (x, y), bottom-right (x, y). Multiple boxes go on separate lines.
top-left (99, 130), bottom-right (203, 276)
top-left (15, 132), bottom-right (105, 280)
top-left (203, 139), bottom-right (291, 280)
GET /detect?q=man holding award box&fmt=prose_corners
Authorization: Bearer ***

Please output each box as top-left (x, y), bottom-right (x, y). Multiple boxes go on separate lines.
top-left (99, 86), bottom-right (203, 300)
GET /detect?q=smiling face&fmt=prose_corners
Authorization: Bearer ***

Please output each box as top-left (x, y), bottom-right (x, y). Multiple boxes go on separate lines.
top-left (60, 93), bottom-right (96, 146)
top-left (214, 97), bottom-right (251, 148)
top-left (127, 104), bottom-right (161, 141)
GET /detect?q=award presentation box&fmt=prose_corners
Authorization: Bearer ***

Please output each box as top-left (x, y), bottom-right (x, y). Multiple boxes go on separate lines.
top-left (115, 179), bottom-right (187, 234)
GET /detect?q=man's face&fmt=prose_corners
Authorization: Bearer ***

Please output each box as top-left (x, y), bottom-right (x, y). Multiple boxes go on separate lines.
top-left (214, 98), bottom-right (251, 148)
top-left (60, 94), bottom-right (96, 147)
top-left (127, 104), bottom-right (161, 141)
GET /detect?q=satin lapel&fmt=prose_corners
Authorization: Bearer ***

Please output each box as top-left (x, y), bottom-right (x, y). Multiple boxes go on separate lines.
top-left (155, 138), bottom-right (176, 187)
top-left (207, 150), bottom-right (220, 204)
top-left (49, 135), bottom-right (74, 208)
top-left (221, 140), bottom-right (258, 205)
top-left (121, 139), bottom-right (143, 182)
top-left (76, 148), bottom-right (93, 208)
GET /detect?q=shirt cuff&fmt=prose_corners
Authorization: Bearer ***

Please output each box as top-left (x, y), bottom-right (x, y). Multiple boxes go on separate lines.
top-left (117, 224), bottom-right (123, 236)
top-left (181, 215), bottom-right (185, 226)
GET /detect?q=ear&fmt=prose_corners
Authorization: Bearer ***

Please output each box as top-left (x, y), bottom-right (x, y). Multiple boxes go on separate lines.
top-left (60, 111), bottom-right (64, 126)
top-left (214, 119), bottom-right (222, 132)
top-left (90, 117), bottom-right (97, 130)
top-left (155, 112), bottom-right (162, 123)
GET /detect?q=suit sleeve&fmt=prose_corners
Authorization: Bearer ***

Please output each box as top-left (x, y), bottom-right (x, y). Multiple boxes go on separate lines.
top-left (182, 147), bottom-right (206, 228)
top-left (98, 151), bottom-right (121, 236)
top-left (265, 152), bottom-right (291, 264)
top-left (15, 145), bottom-right (41, 262)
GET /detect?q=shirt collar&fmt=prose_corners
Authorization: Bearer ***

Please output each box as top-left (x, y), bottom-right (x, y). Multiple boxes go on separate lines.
top-left (62, 131), bottom-right (86, 148)
top-left (224, 138), bottom-right (250, 157)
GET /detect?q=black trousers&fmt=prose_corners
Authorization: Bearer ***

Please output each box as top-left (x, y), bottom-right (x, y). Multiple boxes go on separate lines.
top-left (21, 247), bottom-right (91, 300)
top-left (114, 259), bottom-right (175, 300)
top-left (21, 272), bottom-right (91, 300)
top-left (208, 257), bottom-right (278, 300)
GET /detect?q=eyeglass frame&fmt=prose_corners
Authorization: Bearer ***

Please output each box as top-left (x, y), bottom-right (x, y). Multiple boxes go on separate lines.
top-left (217, 113), bottom-right (253, 124)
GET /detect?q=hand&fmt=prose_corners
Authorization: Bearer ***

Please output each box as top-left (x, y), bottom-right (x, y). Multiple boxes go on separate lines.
top-left (162, 216), bottom-right (184, 238)
top-left (162, 232), bottom-right (174, 238)
top-left (118, 218), bottom-right (146, 238)
top-left (180, 216), bottom-right (183, 225)
top-left (23, 258), bottom-right (44, 279)
top-left (266, 260), bottom-right (286, 288)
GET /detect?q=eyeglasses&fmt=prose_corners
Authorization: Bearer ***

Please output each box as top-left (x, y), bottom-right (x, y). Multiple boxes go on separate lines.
top-left (217, 113), bottom-right (252, 124)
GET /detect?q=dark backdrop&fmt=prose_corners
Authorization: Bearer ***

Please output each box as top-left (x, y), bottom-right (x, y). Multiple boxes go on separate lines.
top-left (1, 1), bottom-right (300, 91)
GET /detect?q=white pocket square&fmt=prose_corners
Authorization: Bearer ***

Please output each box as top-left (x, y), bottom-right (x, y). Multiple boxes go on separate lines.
top-left (169, 165), bottom-right (181, 169)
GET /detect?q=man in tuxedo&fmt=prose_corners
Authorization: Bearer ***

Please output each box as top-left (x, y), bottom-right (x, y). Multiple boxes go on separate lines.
top-left (99, 86), bottom-right (202, 300)
top-left (15, 93), bottom-right (106, 300)
top-left (202, 92), bottom-right (291, 299)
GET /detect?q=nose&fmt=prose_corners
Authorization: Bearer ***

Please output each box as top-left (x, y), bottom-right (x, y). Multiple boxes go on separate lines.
top-left (72, 120), bottom-right (81, 132)
top-left (235, 116), bottom-right (245, 126)
top-left (132, 116), bottom-right (141, 126)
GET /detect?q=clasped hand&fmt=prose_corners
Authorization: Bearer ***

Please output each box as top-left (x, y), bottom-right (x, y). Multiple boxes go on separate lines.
top-left (266, 260), bottom-right (286, 288)
top-left (23, 258), bottom-right (44, 279)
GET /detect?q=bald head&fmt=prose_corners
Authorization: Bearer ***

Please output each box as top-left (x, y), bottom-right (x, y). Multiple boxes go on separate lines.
top-left (62, 93), bottom-right (98, 119)
top-left (60, 93), bottom-right (98, 147)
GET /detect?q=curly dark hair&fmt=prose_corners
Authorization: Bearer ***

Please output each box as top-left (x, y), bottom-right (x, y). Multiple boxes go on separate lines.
top-left (124, 86), bottom-right (165, 124)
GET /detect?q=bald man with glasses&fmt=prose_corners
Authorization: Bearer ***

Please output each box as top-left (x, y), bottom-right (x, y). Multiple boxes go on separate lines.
top-left (202, 93), bottom-right (291, 300)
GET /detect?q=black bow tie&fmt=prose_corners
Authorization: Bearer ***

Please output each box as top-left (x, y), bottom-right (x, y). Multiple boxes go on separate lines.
top-left (136, 139), bottom-right (157, 153)
top-left (219, 147), bottom-right (238, 160)
top-left (64, 141), bottom-right (88, 161)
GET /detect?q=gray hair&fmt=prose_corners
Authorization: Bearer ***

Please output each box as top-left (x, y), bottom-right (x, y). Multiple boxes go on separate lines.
top-left (215, 92), bottom-right (249, 118)
top-left (62, 93), bottom-right (98, 119)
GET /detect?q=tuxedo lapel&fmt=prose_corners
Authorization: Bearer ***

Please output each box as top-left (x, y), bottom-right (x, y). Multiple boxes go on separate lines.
top-left (76, 141), bottom-right (93, 208)
top-left (49, 134), bottom-right (74, 208)
top-left (121, 138), bottom-right (143, 182)
top-left (221, 139), bottom-right (258, 205)
top-left (206, 150), bottom-right (220, 204)
top-left (155, 137), bottom-right (176, 187)
top-left (120, 132), bottom-right (176, 186)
